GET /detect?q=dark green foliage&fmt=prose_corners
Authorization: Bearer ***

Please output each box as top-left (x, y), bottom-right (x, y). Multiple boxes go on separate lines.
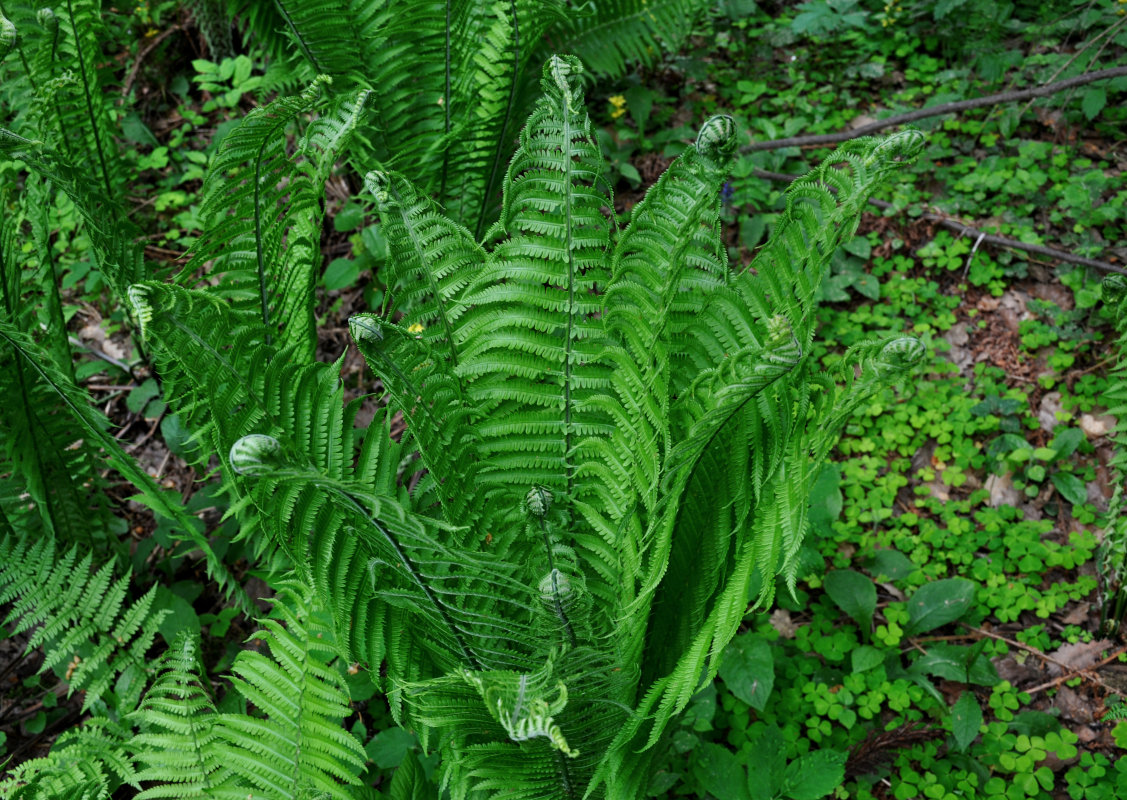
top-left (226, 0), bottom-right (709, 231)
top-left (182, 79), bottom-right (371, 361)
top-left (551, 0), bottom-right (709, 79)
top-left (0, 318), bottom-right (247, 605)
top-left (0, 536), bottom-right (168, 713)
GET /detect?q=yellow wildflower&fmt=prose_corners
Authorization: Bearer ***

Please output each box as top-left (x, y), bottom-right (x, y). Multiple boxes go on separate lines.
top-left (407, 322), bottom-right (425, 334)
top-left (608, 95), bottom-right (627, 120)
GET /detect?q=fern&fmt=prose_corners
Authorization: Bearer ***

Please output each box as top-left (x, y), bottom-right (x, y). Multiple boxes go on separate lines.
top-left (158, 57), bottom-right (922, 798)
top-left (2, 45), bottom-right (927, 796)
top-left (0, 536), bottom-right (168, 712)
top-left (128, 633), bottom-right (230, 798)
top-left (226, 0), bottom-right (696, 231)
top-left (0, 319), bottom-right (250, 606)
top-left (1098, 274), bottom-right (1127, 626)
top-left (3, 584), bottom-right (366, 800)
top-left (183, 78), bottom-right (370, 360)
top-left (552, 0), bottom-right (711, 79)
top-left (214, 585), bottom-right (367, 799)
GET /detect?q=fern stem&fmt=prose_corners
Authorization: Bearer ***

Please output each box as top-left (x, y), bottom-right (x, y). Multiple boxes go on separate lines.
top-left (64, 0), bottom-right (112, 198)
top-left (330, 485), bottom-right (482, 671)
top-left (553, 748), bottom-right (575, 798)
top-left (561, 64), bottom-right (576, 503)
top-left (474, 0), bottom-right (520, 241)
top-left (275, 0), bottom-right (325, 74)
top-left (438, 0), bottom-right (451, 205)
top-left (0, 229), bottom-right (64, 538)
top-left (538, 515), bottom-right (577, 647)
top-left (251, 120), bottom-right (288, 345)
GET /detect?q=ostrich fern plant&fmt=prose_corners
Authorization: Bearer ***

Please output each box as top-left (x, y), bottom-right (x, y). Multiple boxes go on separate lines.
top-left (118, 57), bottom-right (927, 797)
top-left (0, 39), bottom-right (928, 796)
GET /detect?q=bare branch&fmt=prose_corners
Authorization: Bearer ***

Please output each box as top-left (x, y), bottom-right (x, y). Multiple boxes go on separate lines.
top-left (752, 169), bottom-right (1126, 275)
top-left (743, 66), bottom-right (1127, 152)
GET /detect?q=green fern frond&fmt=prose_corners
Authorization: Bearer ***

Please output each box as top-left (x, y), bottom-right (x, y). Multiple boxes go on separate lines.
top-left (1102, 694), bottom-right (1127, 722)
top-left (0, 535), bottom-right (168, 712)
top-left (0, 757), bottom-right (110, 800)
top-left (184, 0), bottom-right (233, 58)
top-left (0, 319), bottom-right (250, 607)
top-left (214, 585), bottom-right (366, 800)
top-left (185, 80), bottom-right (370, 361)
top-left (0, 714), bottom-right (136, 798)
top-left (0, 303), bottom-right (113, 546)
top-left (349, 314), bottom-right (483, 527)
top-left (0, 130), bottom-right (146, 299)
top-left (551, 0), bottom-right (710, 79)
top-left (129, 633), bottom-right (233, 798)
top-left (228, 430), bottom-right (544, 676)
top-left (273, 0), bottom-right (368, 79)
top-left (17, 0), bottom-right (124, 198)
top-left (362, 168), bottom-right (483, 363)
top-left (457, 55), bottom-right (614, 509)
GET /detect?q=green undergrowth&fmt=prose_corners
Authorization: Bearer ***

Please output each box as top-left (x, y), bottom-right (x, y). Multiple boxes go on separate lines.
top-left (650, 245), bottom-right (1124, 797)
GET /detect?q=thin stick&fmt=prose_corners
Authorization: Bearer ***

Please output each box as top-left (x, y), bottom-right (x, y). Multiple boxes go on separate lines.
top-left (751, 169), bottom-right (1125, 275)
top-left (1025, 646), bottom-right (1127, 696)
top-left (121, 25), bottom-right (183, 99)
top-left (1016, 16), bottom-right (1127, 120)
top-left (960, 623), bottom-right (1125, 696)
top-left (742, 66), bottom-right (1127, 152)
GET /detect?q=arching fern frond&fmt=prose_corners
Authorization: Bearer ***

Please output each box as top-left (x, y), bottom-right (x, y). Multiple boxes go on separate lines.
top-left (0, 130), bottom-right (146, 299)
top-left (184, 80), bottom-right (370, 361)
top-left (214, 585), bottom-right (366, 800)
top-left (0, 320), bottom-right (249, 607)
top-left (551, 0), bottom-right (710, 79)
top-left (272, 0), bottom-right (367, 80)
top-left (0, 757), bottom-right (110, 800)
top-left (228, 431), bottom-right (543, 677)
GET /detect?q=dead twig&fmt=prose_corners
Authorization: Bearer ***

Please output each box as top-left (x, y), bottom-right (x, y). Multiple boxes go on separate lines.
top-left (960, 623), bottom-right (1126, 697)
top-left (752, 169), bottom-right (1125, 275)
top-left (121, 25), bottom-right (184, 99)
top-left (1025, 645), bottom-right (1127, 696)
top-left (743, 65), bottom-right (1127, 152)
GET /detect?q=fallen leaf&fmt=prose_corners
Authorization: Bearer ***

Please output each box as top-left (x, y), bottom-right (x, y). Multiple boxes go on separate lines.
top-left (770, 608), bottom-right (798, 639)
top-left (1046, 639), bottom-right (1114, 677)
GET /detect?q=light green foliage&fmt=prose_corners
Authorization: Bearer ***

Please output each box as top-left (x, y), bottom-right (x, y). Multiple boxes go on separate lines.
top-left (129, 634), bottom-right (227, 798)
top-left (217, 586), bottom-right (367, 798)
